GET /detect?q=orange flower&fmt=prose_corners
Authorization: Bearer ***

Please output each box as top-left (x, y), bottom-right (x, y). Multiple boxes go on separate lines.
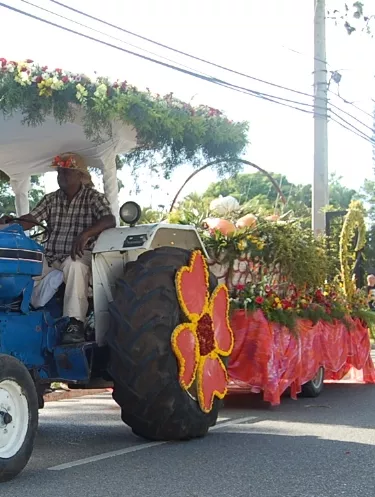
top-left (171, 251), bottom-right (234, 413)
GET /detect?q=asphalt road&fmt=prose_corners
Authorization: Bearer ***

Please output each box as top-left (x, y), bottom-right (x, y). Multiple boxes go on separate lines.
top-left (2, 382), bottom-right (375, 497)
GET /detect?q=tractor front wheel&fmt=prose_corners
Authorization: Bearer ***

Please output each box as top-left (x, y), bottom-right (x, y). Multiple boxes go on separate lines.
top-left (0, 354), bottom-right (38, 483)
top-left (107, 247), bottom-right (223, 441)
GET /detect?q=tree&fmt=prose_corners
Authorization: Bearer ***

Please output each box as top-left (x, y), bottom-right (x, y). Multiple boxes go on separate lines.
top-left (328, 1), bottom-right (374, 35)
top-left (139, 206), bottom-right (165, 224)
top-left (358, 178), bottom-right (375, 270)
top-left (203, 171), bottom-right (355, 216)
top-left (0, 175), bottom-right (44, 216)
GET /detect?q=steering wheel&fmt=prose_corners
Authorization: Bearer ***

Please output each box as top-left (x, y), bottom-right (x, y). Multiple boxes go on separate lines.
top-left (10, 218), bottom-right (50, 244)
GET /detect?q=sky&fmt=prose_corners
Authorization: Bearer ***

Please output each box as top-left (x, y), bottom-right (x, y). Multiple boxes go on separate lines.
top-left (0, 0), bottom-right (374, 210)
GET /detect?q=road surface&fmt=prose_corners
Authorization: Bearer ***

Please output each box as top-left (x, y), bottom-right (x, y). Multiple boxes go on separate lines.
top-left (2, 382), bottom-right (375, 497)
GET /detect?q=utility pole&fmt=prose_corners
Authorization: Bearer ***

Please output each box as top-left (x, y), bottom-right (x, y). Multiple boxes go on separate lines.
top-left (312, 0), bottom-right (329, 235)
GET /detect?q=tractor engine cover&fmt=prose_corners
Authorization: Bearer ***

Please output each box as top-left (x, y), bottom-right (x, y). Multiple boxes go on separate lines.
top-left (0, 224), bottom-right (43, 303)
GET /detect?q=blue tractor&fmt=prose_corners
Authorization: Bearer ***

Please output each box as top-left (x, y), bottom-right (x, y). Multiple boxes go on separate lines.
top-left (0, 204), bottom-right (221, 482)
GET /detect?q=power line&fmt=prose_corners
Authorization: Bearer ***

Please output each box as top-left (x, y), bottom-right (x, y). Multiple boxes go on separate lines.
top-left (328, 89), bottom-right (375, 120)
top-left (0, 1), bottom-right (324, 116)
top-left (49, 0), bottom-right (324, 102)
top-left (330, 109), bottom-right (375, 142)
top-left (19, 0), bottom-right (214, 80)
top-left (1, 2), bottom-right (374, 146)
top-left (330, 115), bottom-right (375, 146)
top-left (280, 44), bottom-right (329, 66)
top-left (47, 0), bottom-right (375, 136)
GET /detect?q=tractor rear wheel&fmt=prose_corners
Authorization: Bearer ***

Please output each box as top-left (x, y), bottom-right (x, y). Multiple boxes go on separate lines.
top-left (0, 354), bottom-right (38, 482)
top-left (107, 247), bottom-right (222, 441)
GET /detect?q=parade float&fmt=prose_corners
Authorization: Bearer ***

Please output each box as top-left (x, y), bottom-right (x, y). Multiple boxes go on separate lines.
top-left (183, 195), bottom-right (375, 404)
top-left (0, 56), bottom-right (373, 432)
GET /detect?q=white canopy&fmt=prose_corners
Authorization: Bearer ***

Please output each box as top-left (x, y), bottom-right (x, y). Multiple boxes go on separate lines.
top-left (0, 109), bottom-right (137, 224)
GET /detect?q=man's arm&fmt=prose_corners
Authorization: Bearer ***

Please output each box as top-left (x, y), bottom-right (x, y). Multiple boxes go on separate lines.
top-left (0, 214), bottom-right (39, 230)
top-left (0, 195), bottom-right (50, 230)
top-left (71, 215), bottom-right (115, 260)
top-left (71, 192), bottom-right (116, 260)
top-left (83, 215), bottom-right (116, 240)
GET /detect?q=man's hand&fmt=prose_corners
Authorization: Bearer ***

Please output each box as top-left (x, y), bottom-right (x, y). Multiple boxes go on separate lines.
top-left (0, 215), bottom-right (14, 225)
top-left (71, 231), bottom-right (90, 261)
top-left (0, 214), bottom-right (38, 230)
top-left (70, 215), bottom-right (115, 260)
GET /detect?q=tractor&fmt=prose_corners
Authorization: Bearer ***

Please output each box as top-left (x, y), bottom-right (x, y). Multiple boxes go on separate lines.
top-left (0, 201), bottom-right (223, 482)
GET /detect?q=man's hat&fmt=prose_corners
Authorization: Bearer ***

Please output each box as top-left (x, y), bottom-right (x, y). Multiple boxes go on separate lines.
top-left (51, 152), bottom-right (94, 187)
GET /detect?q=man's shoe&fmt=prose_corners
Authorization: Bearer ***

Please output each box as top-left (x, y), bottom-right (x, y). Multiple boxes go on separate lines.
top-left (61, 318), bottom-right (85, 345)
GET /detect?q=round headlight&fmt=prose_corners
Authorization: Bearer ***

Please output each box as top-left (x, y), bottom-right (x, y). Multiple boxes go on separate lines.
top-left (119, 201), bottom-right (142, 226)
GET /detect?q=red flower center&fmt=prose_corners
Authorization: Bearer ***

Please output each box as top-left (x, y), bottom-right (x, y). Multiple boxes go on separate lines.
top-left (196, 313), bottom-right (215, 356)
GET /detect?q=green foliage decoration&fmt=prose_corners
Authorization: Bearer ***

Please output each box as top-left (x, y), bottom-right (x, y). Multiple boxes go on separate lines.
top-left (0, 58), bottom-right (248, 178)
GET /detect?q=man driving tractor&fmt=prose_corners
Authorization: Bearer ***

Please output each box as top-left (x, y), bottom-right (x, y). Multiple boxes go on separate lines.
top-left (0, 153), bottom-right (116, 344)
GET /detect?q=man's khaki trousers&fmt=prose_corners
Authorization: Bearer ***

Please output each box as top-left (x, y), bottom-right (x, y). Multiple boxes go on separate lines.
top-left (34, 251), bottom-right (92, 322)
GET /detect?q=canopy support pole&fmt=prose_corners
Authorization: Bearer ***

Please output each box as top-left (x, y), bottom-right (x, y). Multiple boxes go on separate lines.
top-left (10, 176), bottom-right (31, 216)
top-left (102, 155), bottom-right (120, 225)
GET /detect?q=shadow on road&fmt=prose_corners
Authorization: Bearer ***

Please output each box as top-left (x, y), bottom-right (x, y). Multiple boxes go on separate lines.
top-left (2, 429), bottom-right (374, 497)
top-left (224, 382), bottom-right (375, 430)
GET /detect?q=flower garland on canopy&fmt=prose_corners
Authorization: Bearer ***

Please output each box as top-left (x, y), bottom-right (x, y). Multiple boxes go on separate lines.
top-left (171, 251), bottom-right (234, 413)
top-left (0, 58), bottom-right (248, 176)
top-left (339, 200), bottom-right (366, 301)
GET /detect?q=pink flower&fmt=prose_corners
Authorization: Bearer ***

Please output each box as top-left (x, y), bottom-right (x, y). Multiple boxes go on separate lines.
top-left (255, 296), bottom-right (264, 305)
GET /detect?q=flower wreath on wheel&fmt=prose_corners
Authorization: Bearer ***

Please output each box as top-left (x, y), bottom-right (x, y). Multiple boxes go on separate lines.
top-left (171, 250), bottom-right (234, 413)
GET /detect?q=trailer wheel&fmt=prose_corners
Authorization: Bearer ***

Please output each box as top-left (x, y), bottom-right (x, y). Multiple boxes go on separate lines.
top-left (0, 354), bottom-right (38, 482)
top-left (300, 366), bottom-right (325, 397)
top-left (107, 247), bottom-right (229, 441)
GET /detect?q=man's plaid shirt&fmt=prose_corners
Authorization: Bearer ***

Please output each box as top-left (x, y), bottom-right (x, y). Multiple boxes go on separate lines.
top-left (30, 185), bottom-right (113, 264)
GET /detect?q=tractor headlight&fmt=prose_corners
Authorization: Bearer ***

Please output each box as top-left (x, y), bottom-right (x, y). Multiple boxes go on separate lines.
top-left (119, 201), bottom-right (142, 226)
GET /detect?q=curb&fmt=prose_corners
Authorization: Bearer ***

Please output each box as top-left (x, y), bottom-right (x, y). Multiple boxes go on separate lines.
top-left (44, 388), bottom-right (111, 402)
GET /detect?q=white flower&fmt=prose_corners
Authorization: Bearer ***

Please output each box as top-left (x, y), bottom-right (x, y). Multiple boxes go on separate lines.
top-left (210, 195), bottom-right (240, 216)
top-left (6, 64), bottom-right (15, 73)
top-left (15, 71), bottom-right (31, 86)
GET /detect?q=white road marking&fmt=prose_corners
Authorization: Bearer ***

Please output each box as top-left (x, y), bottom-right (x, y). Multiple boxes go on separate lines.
top-left (48, 442), bottom-right (166, 471)
top-left (210, 415), bottom-right (258, 431)
top-left (48, 415), bottom-right (258, 471)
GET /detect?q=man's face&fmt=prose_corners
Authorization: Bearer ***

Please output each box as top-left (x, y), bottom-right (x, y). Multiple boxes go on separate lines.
top-left (57, 168), bottom-right (82, 191)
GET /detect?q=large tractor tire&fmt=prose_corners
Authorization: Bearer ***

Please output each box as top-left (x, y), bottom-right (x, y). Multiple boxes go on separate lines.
top-left (107, 247), bottom-right (222, 441)
top-left (0, 354), bottom-right (38, 483)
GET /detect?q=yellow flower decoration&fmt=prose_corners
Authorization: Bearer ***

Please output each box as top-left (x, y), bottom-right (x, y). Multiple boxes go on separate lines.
top-left (76, 83), bottom-right (88, 102)
top-left (38, 79), bottom-right (53, 97)
top-left (94, 83), bottom-right (108, 100)
top-left (339, 200), bottom-right (366, 301)
top-left (237, 239), bottom-right (247, 252)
